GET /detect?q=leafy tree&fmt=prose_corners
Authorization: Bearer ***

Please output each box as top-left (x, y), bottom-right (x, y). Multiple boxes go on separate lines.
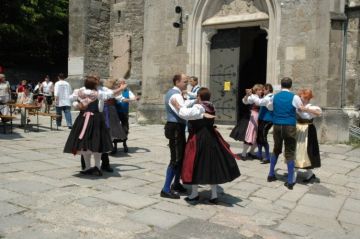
top-left (0, 0), bottom-right (69, 66)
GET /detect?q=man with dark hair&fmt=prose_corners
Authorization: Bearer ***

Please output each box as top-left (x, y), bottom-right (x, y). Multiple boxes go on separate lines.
top-left (40, 75), bottom-right (54, 113)
top-left (54, 73), bottom-right (73, 129)
top-left (161, 73), bottom-right (195, 199)
top-left (256, 83), bottom-right (274, 164)
top-left (187, 76), bottom-right (200, 100)
top-left (267, 77), bottom-right (304, 190)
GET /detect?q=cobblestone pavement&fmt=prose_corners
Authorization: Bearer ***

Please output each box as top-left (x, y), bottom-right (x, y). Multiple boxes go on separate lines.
top-left (0, 115), bottom-right (359, 239)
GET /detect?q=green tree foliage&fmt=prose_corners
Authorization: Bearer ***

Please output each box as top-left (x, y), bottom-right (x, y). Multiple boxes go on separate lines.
top-left (0, 0), bottom-right (69, 65)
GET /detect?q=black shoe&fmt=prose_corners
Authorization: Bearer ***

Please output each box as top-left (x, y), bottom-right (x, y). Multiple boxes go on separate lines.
top-left (209, 198), bottom-right (219, 204)
top-left (92, 167), bottom-right (103, 176)
top-left (101, 165), bottom-right (114, 173)
top-left (284, 182), bottom-right (295, 190)
top-left (68, 126), bottom-right (72, 129)
top-left (261, 159), bottom-right (270, 164)
top-left (171, 183), bottom-right (187, 193)
top-left (303, 174), bottom-right (316, 183)
top-left (110, 142), bottom-right (117, 155)
top-left (160, 190), bottom-right (180, 199)
top-left (247, 153), bottom-right (258, 159)
top-left (80, 168), bottom-right (91, 175)
top-left (184, 196), bottom-right (200, 202)
top-left (239, 154), bottom-right (247, 161)
top-left (88, 167), bottom-right (103, 176)
top-left (80, 167), bottom-right (102, 176)
top-left (267, 175), bottom-right (277, 182)
top-left (123, 142), bottom-right (128, 153)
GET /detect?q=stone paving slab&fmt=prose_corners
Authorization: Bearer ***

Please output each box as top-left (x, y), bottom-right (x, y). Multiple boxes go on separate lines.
top-left (0, 201), bottom-right (26, 217)
top-left (128, 207), bottom-right (187, 229)
top-left (95, 190), bottom-right (158, 209)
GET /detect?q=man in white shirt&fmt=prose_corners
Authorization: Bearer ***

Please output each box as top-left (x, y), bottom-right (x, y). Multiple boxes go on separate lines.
top-left (54, 73), bottom-right (72, 128)
top-left (40, 75), bottom-right (54, 113)
top-left (186, 76), bottom-right (200, 100)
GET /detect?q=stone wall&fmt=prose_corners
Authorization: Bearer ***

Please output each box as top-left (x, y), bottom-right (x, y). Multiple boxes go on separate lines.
top-left (345, 10), bottom-right (360, 108)
top-left (68, 0), bottom-right (111, 89)
top-left (110, 0), bottom-right (144, 82)
top-left (277, 0), bottom-right (330, 107)
top-left (84, 0), bottom-right (111, 79)
top-left (138, 0), bottom-right (194, 123)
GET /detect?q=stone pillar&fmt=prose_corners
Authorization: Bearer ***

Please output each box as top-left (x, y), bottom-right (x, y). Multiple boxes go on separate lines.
top-left (68, 0), bottom-right (111, 89)
top-left (68, 0), bottom-right (88, 88)
top-left (137, 0), bottom-right (192, 123)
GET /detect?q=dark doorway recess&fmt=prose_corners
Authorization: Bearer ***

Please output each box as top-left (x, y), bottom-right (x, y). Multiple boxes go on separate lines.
top-left (210, 27), bottom-right (267, 124)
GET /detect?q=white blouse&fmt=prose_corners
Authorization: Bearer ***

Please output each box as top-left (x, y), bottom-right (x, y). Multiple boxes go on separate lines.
top-left (178, 104), bottom-right (205, 121)
top-left (297, 103), bottom-right (322, 119)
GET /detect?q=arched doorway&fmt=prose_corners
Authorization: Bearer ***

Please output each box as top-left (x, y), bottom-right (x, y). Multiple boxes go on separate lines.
top-left (187, 0), bottom-right (280, 124)
top-left (209, 27), bottom-right (267, 123)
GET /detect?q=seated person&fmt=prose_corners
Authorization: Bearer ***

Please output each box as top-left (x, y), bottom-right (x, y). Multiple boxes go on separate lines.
top-left (16, 85), bottom-right (34, 126)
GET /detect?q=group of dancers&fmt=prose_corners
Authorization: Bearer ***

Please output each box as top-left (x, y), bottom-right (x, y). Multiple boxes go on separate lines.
top-left (63, 75), bottom-right (136, 176)
top-left (231, 77), bottom-right (322, 190)
top-left (63, 73), bottom-right (322, 204)
top-left (160, 73), bottom-right (241, 203)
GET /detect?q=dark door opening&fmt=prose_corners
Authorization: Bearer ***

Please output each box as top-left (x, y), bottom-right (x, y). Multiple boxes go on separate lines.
top-left (210, 27), bottom-right (267, 124)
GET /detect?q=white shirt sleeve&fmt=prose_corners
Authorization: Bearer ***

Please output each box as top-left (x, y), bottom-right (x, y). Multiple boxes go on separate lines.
top-left (178, 104), bottom-right (205, 120)
top-left (54, 82), bottom-right (59, 97)
top-left (247, 94), bottom-right (270, 106)
top-left (115, 94), bottom-right (125, 101)
top-left (187, 91), bottom-right (197, 99)
top-left (168, 94), bottom-right (185, 117)
top-left (128, 90), bottom-right (136, 100)
top-left (292, 95), bottom-right (303, 109)
top-left (297, 104), bottom-right (322, 119)
top-left (98, 86), bottom-right (114, 100)
top-left (69, 88), bottom-right (80, 102)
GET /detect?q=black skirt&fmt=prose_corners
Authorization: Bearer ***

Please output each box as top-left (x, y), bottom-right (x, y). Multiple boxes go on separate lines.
top-left (103, 104), bottom-right (127, 141)
top-left (229, 116), bottom-right (249, 141)
top-left (306, 124), bottom-right (321, 168)
top-left (182, 119), bottom-right (241, 185)
top-left (63, 110), bottom-right (113, 154)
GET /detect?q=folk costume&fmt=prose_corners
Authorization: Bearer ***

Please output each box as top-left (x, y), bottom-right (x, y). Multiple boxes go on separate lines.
top-left (294, 104), bottom-right (322, 182)
top-left (267, 89), bottom-right (303, 189)
top-left (115, 87), bottom-right (136, 152)
top-left (179, 101), bottom-right (240, 202)
top-left (231, 94), bottom-right (260, 159)
top-left (160, 86), bottom-right (195, 199)
top-left (64, 87), bottom-right (114, 176)
top-left (250, 93), bottom-right (274, 163)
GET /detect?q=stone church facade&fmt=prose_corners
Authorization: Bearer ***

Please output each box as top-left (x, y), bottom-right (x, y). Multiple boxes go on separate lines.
top-left (68, 0), bottom-right (360, 143)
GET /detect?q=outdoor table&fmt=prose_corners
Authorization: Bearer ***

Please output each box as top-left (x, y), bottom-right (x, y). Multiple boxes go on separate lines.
top-left (15, 104), bottom-right (41, 132)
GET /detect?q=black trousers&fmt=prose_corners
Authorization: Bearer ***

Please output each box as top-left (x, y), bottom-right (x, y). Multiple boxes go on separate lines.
top-left (164, 122), bottom-right (186, 168)
top-left (117, 112), bottom-right (129, 135)
top-left (257, 120), bottom-right (273, 145)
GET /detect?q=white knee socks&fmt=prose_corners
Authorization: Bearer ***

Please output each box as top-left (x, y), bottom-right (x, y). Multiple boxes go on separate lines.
top-left (293, 169), bottom-right (298, 184)
top-left (189, 185), bottom-right (199, 199)
top-left (249, 144), bottom-right (256, 154)
top-left (82, 152), bottom-right (91, 170)
top-left (93, 152), bottom-right (101, 169)
top-left (306, 169), bottom-right (314, 179)
top-left (242, 144), bottom-right (250, 157)
top-left (210, 185), bottom-right (217, 199)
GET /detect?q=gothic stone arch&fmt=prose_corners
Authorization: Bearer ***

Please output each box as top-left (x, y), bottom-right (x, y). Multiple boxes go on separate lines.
top-left (187, 0), bottom-right (280, 87)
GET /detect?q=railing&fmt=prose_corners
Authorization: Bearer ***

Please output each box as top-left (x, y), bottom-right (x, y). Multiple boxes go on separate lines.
top-left (349, 125), bottom-right (360, 140)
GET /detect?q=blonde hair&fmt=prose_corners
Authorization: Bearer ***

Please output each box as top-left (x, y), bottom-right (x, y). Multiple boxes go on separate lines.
top-left (298, 88), bottom-right (314, 100)
top-left (252, 84), bottom-right (264, 93)
top-left (103, 78), bottom-right (117, 89)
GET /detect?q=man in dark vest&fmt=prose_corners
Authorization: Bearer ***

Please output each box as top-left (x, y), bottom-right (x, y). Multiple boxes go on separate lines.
top-left (267, 77), bottom-right (304, 190)
top-left (161, 73), bottom-right (195, 199)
